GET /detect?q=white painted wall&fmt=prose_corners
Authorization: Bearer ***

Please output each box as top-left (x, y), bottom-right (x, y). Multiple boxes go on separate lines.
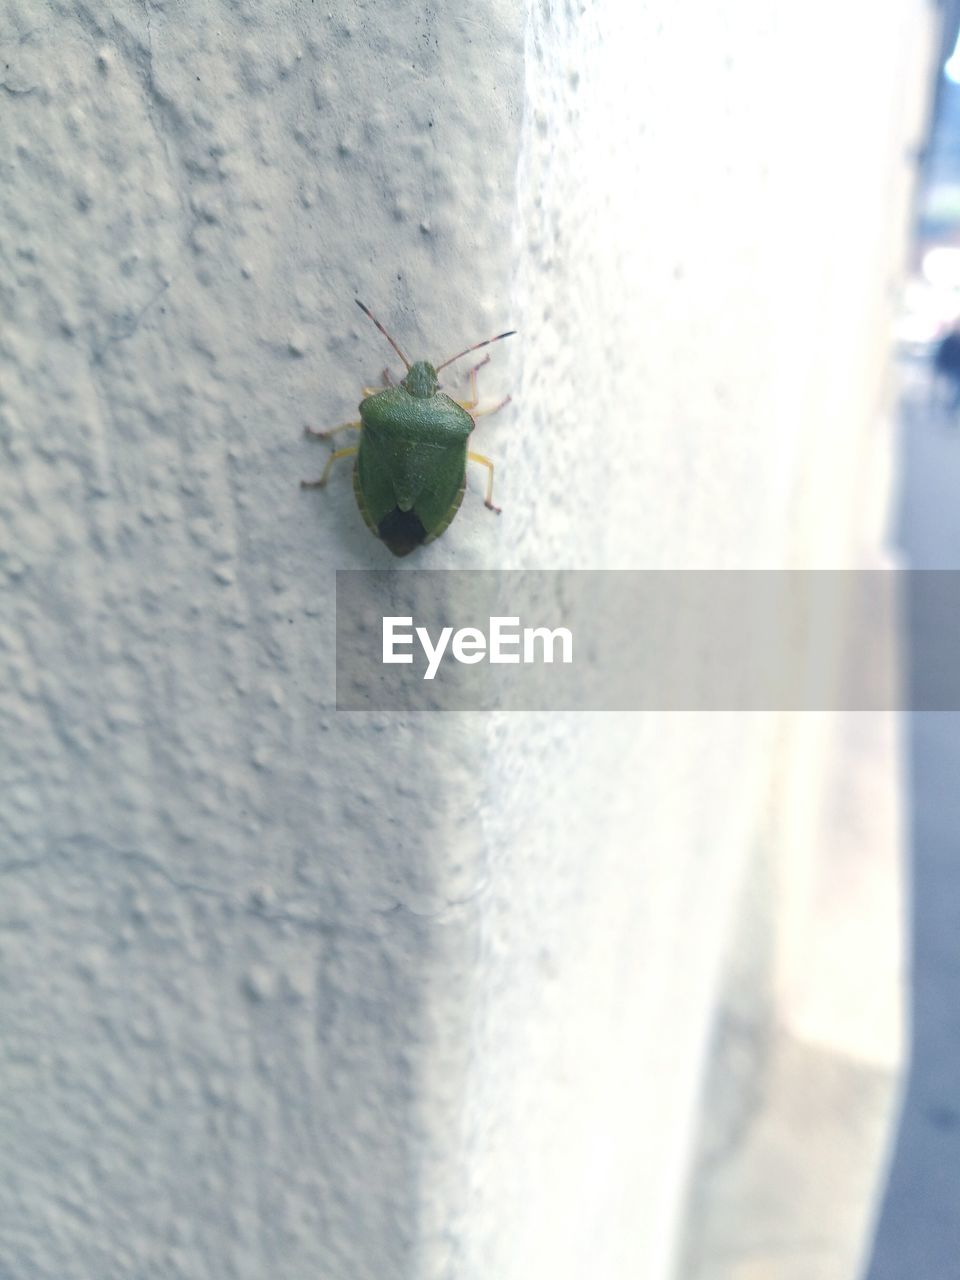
top-left (0, 1), bottom-right (932, 1278)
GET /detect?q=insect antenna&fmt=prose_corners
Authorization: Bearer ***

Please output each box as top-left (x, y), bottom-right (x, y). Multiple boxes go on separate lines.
top-left (355, 299), bottom-right (411, 370)
top-left (436, 328), bottom-right (517, 372)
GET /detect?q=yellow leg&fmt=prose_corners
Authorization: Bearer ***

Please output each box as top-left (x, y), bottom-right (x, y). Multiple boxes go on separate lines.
top-left (304, 419), bottom-right (360, 445)
top-left (305, 421), bottom-right (361, 442)
top-left (453, 357), bottom-right (512, 420)
top-left (362, 368), bottom-right (396, 395)
top-left (472, 393), bottom-right (511, 419)
top-left (468, 451), bottom-right (501, 513)
top-left (301, 445), bottom-right (358, 489)
top-left (455, 355), bottom-right (491, 411)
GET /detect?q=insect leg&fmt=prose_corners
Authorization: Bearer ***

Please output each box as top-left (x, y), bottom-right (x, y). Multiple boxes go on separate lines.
top-left (454, 355), bottom-right (491, 410)
top-left (472, 393), bottom-right (512, 419)
top-left (361, 369), bottom-right (396, 395)
top-left (467, 451), bottom-right (501, 513)
top-left (301, 446), bottom-right (358, 489)
top-left (304, 421), bottom-right (361, 442)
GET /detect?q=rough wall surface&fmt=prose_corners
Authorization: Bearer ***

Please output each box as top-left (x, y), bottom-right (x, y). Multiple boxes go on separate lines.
top-left (0, 1), bottom-right (927, 1278)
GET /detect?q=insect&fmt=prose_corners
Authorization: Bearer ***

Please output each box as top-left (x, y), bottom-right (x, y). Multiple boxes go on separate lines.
top-left (302, 300), bottom-right (515, 556)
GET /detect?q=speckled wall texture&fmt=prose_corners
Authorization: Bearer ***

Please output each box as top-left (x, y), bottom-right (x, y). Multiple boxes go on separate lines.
top-left (0, 1), bottom-right (931, 1278)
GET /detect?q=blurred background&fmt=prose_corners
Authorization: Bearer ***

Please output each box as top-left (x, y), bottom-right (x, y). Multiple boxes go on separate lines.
top-left (866, 1), bottom-right (960, 1274)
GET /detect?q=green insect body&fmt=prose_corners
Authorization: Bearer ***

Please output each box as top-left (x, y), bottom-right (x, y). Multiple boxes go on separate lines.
top-left (353, 371), bottom-right (473, 555)
top-left (302, 301), bottom-right (515, 557)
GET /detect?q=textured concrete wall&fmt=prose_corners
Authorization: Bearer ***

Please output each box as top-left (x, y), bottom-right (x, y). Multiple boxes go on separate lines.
top-left (0, 1), bottom-right (929, 1278)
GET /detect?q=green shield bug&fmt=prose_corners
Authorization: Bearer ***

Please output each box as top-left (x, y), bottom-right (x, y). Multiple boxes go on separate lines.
top-left (302, 300), bottom-right (515, 556)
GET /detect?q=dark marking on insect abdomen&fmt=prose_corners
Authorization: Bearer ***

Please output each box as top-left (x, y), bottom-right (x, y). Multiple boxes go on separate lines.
top-left (378, 508), bottom-right (428, 557)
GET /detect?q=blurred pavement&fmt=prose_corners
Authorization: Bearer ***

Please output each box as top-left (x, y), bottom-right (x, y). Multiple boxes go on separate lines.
top-left (865, 358), bottom-right (960, 1278)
